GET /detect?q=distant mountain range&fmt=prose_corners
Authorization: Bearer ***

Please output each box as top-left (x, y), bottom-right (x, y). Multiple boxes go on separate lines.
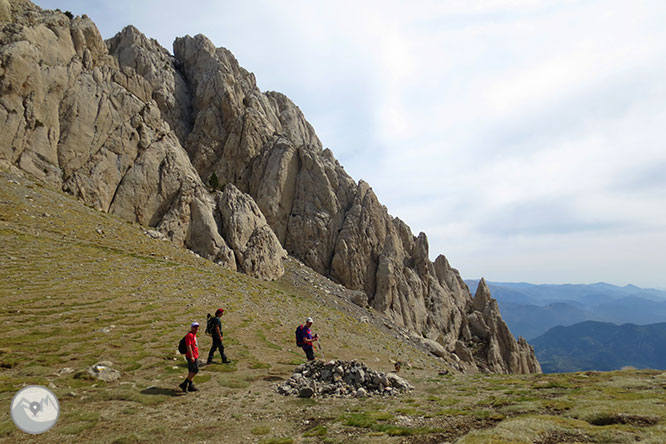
top-left (530, 321), bottom-right (666, 373)
top-left (465, 281), bottom-right (666, 340)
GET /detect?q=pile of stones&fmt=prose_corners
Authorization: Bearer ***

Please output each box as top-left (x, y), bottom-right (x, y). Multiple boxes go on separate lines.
top-left (276, 360), bottom-right (413, 398)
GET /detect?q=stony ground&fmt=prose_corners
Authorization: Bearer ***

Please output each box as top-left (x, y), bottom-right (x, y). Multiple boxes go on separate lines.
top-left (1, 170), bottom-right (665, 444)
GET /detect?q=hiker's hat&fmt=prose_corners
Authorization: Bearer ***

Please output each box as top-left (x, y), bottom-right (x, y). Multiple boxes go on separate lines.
top-left (306, 317), bottom-right (313, 323)
top-left (191, 322), bottom-right (200, 327)
top-left (215, 308), bottom-right (224, 316)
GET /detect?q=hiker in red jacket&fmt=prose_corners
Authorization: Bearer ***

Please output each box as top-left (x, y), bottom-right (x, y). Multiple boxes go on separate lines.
top-left (179, 322), bottom-right (200, 392)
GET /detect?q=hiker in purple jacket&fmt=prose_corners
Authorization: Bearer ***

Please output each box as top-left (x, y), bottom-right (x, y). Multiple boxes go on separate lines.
top-left (298, 317), bottom-right (318, 360)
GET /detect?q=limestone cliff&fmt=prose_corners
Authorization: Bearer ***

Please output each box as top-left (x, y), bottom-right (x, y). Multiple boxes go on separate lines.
top-left (0, 0), bottom-right (539, 373)
top-left (0, 0), bottom-right (285, 278)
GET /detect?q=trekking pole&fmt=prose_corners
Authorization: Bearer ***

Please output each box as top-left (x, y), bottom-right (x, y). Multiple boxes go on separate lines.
top-left (316, 336), bottom-right (324, 359)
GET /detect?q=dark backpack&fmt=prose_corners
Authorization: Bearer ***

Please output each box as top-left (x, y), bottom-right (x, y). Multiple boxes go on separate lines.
top-left (178, 336), bottom-right (187, 354)
top-left (205, 313), bottom-right (214, 335)
top-left (295, 325), bottom-right (305, 347)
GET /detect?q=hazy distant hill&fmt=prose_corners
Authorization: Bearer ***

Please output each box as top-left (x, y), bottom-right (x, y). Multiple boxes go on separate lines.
top-left (465, 281), bottom-right (666, 339)
top-left (530, 321), bottom-right (666, 373)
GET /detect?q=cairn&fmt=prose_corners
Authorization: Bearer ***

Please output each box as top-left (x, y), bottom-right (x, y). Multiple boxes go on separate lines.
top-left (276, 360), bottom-right (413, 398)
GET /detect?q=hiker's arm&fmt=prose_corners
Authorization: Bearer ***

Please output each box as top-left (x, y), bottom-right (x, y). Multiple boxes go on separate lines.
top-left (187, 343), bottom-right (194, 360)
top-left (215, 325), bottom-right (222, 341)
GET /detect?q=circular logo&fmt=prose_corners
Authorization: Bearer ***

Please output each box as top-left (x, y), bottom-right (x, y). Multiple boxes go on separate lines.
top-left (10, 386), bottom-right (60, 434)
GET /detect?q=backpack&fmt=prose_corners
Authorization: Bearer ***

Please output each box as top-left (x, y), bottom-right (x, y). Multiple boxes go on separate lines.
top-left (178, 336), bottom-right (187, 354)
top-left (295, 325), bottom-right (305, 347)
top-left (205, 313), bottom-right (214, 335)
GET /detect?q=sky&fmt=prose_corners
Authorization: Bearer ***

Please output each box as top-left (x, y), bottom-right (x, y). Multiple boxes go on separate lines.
top-left (35, 0), bottom-right (666, 289)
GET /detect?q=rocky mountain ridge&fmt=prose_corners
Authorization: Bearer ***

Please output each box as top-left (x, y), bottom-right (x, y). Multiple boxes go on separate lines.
top-left (0, 0), bottom-right (540, 373)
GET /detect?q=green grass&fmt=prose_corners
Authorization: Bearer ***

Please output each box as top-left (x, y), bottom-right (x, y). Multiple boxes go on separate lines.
top-left (3, 172), bottom-right (666, 444)
top-left (249, 361), bottom-right (272, 369)
top-left (251, 426), bottom-right (272, 435)
top-left (90, 388), bottom-right (169, 406)
top-left (217, 376), bottom-right (250, 389)
top-left (303, 425), bottom-right (327, 437)
top-left (0, 420), bottom-right (14, 438)
top-left (58, 410), bottom-right (100, 435)
top-left (339, 411), bottom-right (444, 436)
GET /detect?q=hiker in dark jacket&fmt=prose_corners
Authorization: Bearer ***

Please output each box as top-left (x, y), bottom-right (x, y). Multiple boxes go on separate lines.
top-left (206, 308), bottom-right (230, 364)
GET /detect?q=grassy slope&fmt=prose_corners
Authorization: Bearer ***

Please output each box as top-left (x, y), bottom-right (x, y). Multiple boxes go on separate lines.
top-left (0, 170), bottom-right (665, 444)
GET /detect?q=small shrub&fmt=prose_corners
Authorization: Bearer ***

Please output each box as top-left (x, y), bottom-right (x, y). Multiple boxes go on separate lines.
top-left (251, 426), bottom-right (271, 435)
top-left (208, 172), bottom-right (220, 190)
top-left (123, 362), bottom-right (142, 372)
top-left (250, 361), bottom-right (271, 369)
top-left (303, 425), bottom-right (327, 437)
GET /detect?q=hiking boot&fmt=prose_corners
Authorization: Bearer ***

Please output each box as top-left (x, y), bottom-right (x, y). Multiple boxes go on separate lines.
top-left (222, 359), bottom-right (231, 364)
top-left (205, 359), bottom-right (214, 365)
top-left (178, 380), bottom-right (188, 393)
top-left (187, 382), bottom-right (199, 392)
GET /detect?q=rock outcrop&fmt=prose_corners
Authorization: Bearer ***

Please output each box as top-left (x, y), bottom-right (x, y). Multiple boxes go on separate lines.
top-left (0, 0), bottom-right (284, 279)
top-left (216, 183), bottom-right (286, 279)
top-left (0, 1), bottom-right (540, 372)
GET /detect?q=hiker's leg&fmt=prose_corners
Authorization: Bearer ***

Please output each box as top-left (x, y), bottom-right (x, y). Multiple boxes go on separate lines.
top-left (304, 345), bottom-right (315, 361)
top-left (207, 342), bottom-right (218, 363)
top-left (187, 358), bottom-right (199, 380)
top-left (219, 341), bottom-right (229, 362)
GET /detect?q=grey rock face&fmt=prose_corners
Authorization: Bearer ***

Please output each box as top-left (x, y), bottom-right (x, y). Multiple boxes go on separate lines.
top-left (0, 1), bottom-right (284, 279)
top-left (106, 25), bottom-right (192, 142)
top-left (216, 183), bottom-right (286, 279)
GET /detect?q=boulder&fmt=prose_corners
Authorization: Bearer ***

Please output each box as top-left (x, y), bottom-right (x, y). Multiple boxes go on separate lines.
top-left (87, 362), bottom-right (120, 382)
top-left (422, 338), bottom-right (448, 359)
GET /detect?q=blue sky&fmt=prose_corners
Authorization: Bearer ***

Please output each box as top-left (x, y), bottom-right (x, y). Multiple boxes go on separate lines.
top-left (35, 0), bottom-right (666, 288)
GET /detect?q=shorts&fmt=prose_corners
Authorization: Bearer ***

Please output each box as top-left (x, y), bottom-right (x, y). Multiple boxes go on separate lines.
top-left (187, 358), bottom-right (199, 373)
